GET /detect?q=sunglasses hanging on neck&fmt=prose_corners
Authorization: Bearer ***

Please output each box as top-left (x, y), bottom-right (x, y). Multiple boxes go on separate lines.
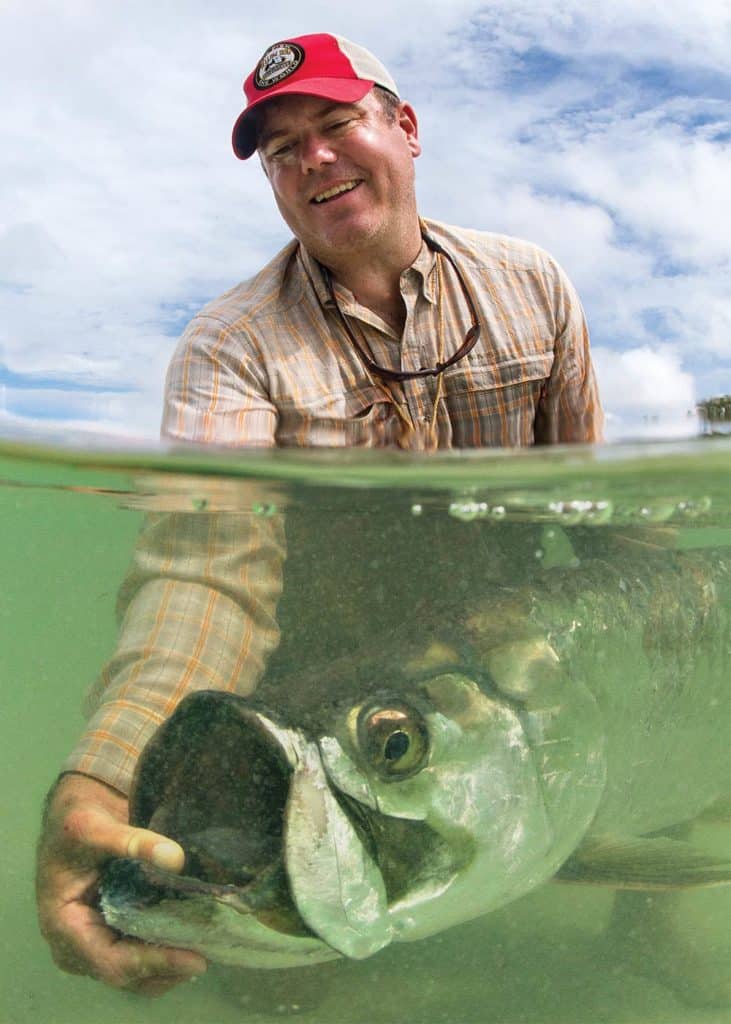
top-left (319, 229), bottom-right (482, 383)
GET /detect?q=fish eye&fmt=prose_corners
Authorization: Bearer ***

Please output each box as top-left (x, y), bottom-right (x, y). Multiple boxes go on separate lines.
top-left (357, 703), bottom-right (429, 780)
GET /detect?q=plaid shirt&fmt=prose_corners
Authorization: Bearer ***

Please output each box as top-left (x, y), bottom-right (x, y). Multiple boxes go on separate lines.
top-left (65, 218), bottom-right (603, 793)
top-left (161, 217), bottom-right (602, 449)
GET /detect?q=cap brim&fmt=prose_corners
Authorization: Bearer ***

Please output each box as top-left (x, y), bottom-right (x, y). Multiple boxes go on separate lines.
top-left (232, 78), bottom-right (374, 160)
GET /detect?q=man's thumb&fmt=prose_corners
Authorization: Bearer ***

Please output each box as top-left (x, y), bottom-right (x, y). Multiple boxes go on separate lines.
top-left (127, 830), bottom-right (185, 872)
top-left (64, 805), bottom-right (185, 872)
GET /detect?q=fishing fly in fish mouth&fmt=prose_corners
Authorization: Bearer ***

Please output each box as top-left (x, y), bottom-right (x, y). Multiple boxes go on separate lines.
top-left (99, 544), bottom-right (731, 978)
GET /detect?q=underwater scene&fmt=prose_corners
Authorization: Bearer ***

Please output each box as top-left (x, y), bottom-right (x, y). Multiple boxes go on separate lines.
top-left (1, 436), bottom-right (730, 1024)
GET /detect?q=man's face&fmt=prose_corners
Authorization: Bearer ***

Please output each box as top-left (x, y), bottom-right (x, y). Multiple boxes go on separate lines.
top-left (257, 91), bottom-right (421, 263)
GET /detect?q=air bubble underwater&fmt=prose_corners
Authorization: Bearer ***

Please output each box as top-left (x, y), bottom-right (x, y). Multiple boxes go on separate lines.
top-left (447, 500), bottom-right (506, 522)
top-left (252, 502), bottom-right (278, 517)
top-left (444, 494), bottom-right (711, 526)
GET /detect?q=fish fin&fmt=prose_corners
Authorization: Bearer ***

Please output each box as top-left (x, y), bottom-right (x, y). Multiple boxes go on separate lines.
top-left (556, 834), bottom-right (731, 890)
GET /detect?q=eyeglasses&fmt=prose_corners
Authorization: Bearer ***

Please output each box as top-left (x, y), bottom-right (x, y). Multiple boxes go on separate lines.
top-left (320, 229), bottom-right (482, 383)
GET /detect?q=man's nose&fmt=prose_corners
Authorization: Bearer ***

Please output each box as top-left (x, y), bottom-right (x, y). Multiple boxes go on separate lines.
top-left (300, 134), bottom-right (337, 174)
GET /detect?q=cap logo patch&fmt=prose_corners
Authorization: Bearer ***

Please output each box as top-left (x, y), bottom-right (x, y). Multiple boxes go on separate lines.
top-left (254, 42), bottom-right (305, 90)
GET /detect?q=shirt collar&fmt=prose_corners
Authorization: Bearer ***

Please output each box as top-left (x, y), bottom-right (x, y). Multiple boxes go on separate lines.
top-left (296, 234), bottom-right (439, 308)
top-left (410, 236), bottom-right (438, 304)
top-left (297, 244), bottom-right (333, 308)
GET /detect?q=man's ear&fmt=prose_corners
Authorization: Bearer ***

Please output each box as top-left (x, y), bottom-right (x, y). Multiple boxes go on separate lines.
top-left (399, 102), bottom-right (422, 158)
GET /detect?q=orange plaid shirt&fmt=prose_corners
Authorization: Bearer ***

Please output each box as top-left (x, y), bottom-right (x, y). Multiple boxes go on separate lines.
top-left (65, 218), bottom-right (603, 793)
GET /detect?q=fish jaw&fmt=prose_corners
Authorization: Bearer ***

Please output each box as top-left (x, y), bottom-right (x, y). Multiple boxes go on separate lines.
top-left (100, 858), bottom-right (338, 969)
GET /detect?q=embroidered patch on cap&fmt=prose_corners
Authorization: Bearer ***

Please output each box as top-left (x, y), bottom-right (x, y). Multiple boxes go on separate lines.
top-left (254, 42), bottom-right (305, 90)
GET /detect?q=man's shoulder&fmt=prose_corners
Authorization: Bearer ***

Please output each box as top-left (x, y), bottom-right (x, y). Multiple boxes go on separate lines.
top-left (190, 238), bottom-right (305, 335)
top-left (423, 218), bottom-right (560, 275)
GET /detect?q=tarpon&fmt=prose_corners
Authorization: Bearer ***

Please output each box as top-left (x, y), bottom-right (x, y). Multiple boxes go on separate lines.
top-left (100, 544), bottom-right (731, 971)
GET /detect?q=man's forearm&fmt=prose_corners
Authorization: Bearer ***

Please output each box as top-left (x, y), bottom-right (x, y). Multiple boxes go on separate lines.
top-left (64, 509), bottom-right (286, 794)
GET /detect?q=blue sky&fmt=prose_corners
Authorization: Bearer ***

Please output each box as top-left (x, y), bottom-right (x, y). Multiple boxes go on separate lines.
top-left (1, 0), bottom-right (729, 442)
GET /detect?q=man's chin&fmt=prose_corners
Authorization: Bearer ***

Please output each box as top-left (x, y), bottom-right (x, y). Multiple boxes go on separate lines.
top-left (302, 218), bottom-right (384, 265)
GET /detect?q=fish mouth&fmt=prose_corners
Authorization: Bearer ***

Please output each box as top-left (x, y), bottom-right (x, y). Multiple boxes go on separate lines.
top-left (100, 694), bottom-right (335, 967)
top-left (137, 700), bottom-right (294, 899)
top-left (100, 692), bottom-right (409, 965)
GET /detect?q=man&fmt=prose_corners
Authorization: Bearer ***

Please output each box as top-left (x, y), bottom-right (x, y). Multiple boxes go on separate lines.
top-left (36, 33), bottom-right (603, 996)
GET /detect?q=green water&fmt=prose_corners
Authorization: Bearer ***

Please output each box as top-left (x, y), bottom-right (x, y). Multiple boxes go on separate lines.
top-left (1, 437), bottom-right (730, 1024)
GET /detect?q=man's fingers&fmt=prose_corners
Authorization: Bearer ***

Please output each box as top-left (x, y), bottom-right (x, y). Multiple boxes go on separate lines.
top-left (37, 774), bottom-right (204, 995)
top-left (49, 901), bottom-right (206, 992)
top-left (61, 805), bottom-right (185, 871)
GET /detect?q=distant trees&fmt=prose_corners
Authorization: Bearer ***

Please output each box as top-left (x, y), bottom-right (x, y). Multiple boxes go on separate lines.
top-left (697, 395), bottom-right (731, 432)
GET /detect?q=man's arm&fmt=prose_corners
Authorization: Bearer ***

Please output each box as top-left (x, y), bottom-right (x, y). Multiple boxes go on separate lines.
top-left (534, 261), bottom-right (604, 445)
top-left (37, 314), bottom-right (284, 990)
top-left (65, 509), bottom-right (286, 792)
top-left (37, 510), bottom-right (285, 989)
top-left (162, 312), bottom-right (278, 446)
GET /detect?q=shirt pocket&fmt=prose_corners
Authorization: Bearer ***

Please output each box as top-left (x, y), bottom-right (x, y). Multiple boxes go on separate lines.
top-left (277, 383), bottom-right (399, 447)
top-left (444, 353), bottom-right (554, 446)
top-left (447, 352), bottom-right (553, 392)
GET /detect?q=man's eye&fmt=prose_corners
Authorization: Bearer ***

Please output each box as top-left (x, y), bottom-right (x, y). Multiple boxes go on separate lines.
top-left (269, 142), bottom-right (294, 160)
top-left (325, 119), bottom-right (351, 132)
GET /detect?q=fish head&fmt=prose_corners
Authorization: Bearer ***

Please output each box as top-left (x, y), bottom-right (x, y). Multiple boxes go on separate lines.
top-left (100, 647), bottom-right (605, 966)
top-left (314, 656), bottom-right (604, 944)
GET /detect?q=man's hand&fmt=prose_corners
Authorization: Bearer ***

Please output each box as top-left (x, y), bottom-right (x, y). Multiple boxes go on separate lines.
top-left (36, 772), bottom-right (207, 997)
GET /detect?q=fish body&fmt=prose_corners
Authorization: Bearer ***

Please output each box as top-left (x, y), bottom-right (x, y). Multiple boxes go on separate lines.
top-left (100, 545), bottom-right (731, 968)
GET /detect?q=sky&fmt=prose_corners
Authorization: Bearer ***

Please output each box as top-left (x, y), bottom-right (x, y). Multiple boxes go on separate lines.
top-left (1, 0), bottom-right (729, 444)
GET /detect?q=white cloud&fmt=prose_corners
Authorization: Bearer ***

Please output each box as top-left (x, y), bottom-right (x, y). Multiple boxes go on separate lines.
top-left (541, 104), bottom-right (731, 269)
top-left (467, 0), bottom-right (731, 71)
top-left (592, 344), bottom-right (699, 439)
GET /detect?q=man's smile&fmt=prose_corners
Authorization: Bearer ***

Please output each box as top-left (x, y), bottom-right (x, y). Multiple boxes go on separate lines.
top-left (310, 180), bottom-right (363, 204)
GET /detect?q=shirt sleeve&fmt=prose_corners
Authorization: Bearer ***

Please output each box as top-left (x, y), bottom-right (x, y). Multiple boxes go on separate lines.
top-left (534, 260), bottom-right (604, 444)
top-left (161, 313), bottom-right (278, 446)
top-left (63, 316), bottom-right (286, 795)
top-left (63, 510), bottom-right (285, 794)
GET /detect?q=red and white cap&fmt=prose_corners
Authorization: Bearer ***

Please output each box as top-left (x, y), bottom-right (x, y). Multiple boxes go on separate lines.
top-left (232, 33), bottom-right (400, 160)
